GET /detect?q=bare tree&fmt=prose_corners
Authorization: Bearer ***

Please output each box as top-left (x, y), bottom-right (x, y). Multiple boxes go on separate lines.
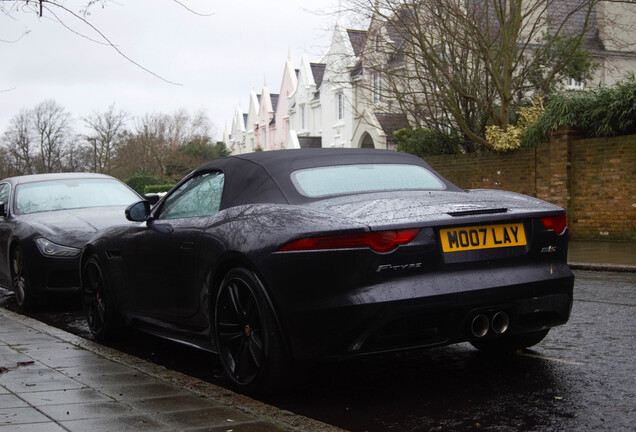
top-left (1, 108), bottom-right (35, 175)
top-left (32, 99), bottom-right (71, 172)
top-left (83, 104), bottom-right (128, 174)
top-left (345, 0), bottom-right (613, 151)
top-left (112, 109), bottom-right (214, 179)
top-left (62, 138), bottom-right (91, 172)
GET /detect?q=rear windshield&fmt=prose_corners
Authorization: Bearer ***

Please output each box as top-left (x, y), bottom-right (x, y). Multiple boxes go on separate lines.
top-left (290, 164), bottom-right (446, 198)
top-left (15, 178), bottom-right (139, 215)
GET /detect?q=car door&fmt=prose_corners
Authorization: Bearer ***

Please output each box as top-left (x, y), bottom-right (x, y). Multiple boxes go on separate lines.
top-left (0, 183), bottom-right (13, 286)
top-left (122, 171), bottom-right (225, 321)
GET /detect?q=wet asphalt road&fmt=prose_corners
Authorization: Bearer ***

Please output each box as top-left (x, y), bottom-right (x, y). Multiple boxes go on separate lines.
top-left (1, 269), bottom-right (634, 431)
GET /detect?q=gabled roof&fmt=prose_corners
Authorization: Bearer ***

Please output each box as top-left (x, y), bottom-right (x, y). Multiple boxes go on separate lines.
top-left (269, 94), bottom-right (280, 126)
top-left (270, 94), bottom-right (279, 113)
top-left (347, 29), bottom-right (368, 56)
top-left (310, 63), bottom-right (326, 89)
top-left (232, 106), bottom-right (246, 133)
top-left (546, 1), bottom-right (603, 50)
top-left (384, 14), bottom-right (407, 67)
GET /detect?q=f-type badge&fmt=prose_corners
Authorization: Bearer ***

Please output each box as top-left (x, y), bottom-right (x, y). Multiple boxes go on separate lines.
top-left (377, 263), bottom-right (422, 272)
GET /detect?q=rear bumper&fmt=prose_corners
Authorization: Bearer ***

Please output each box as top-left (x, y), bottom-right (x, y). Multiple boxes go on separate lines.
top-left (274, 261), bottom-right (573, 360)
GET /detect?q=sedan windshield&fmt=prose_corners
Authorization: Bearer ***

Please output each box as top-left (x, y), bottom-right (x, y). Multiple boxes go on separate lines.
top-left (14, 178), bottom-right (139, 215)
top-left (290, 164), bottom-right (446, 198)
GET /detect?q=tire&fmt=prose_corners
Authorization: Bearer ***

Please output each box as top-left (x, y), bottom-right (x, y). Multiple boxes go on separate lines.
top-left (470, 329), bottom-right (550, 353)
top-left (82, 255), bottom-right (123, 340)
top-left (11, 246), bottom-right (35, 311)
top-left (214, 267), bottom-right (291, 395)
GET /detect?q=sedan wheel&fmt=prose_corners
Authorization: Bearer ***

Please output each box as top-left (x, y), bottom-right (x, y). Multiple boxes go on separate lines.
top-left (82, 255), bottom-right (122, 340)
top-left (214, 268), bottom-right (290, 394)
top-left (11, 247), bottom-right (34, 311)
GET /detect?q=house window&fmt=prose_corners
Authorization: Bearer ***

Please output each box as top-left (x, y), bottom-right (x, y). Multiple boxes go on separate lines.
top-left (375, 33), bottom-right (381, 52)
top-left (566, 78), bottom-right (584, 90)
top-left (337, 93), bottom-right (345, 120)
top-left (372, 73), bottom-right (382, 104)
top-left (300, 104), bottom-right (306, 130)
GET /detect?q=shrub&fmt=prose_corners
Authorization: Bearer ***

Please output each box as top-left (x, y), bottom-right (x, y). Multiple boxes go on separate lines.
top-left (144, 184), bottom-right (174, 194)
top-left (526, 74), bottom-right (636, 146)
top-left (394, 128), bottom-right (459, 157)
top-left (125, 173), bottom-right (162, 195)
top-left (486, 96), bottom-right (545, 152)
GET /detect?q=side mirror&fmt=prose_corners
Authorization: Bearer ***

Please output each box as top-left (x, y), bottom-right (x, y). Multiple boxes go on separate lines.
top-left (0, 202), bottom-right (6, 218)
top-left (144, 193), bottom-right (161, 205)
top-left (125, 201), bottom-right (152, 222)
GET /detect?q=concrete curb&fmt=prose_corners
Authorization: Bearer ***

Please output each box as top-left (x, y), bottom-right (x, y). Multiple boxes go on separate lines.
top-left (568, 262), bottom-right (636, 273)
top-left (0, 307), bottom-right (346, 432)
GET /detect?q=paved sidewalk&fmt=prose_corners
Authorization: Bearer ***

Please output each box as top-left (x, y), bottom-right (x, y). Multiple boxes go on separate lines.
top-left (0, 308), bottom-right (342, 432)
top-left (568, 240), bottom-right (636, 272)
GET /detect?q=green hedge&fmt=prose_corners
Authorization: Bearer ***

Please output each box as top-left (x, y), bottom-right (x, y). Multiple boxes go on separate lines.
top-left (394, 128), bottom-right (459, 157)
top-left (144, 184), bottom-right (175, 194)
top-left (126, 174), bottom-right (161, 195)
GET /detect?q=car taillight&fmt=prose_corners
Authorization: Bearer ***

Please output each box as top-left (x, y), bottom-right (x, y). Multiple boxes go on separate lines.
top-left (540, 215), bottom-right (567, 235)
top-left (279, 229), bottom-right (420, 253)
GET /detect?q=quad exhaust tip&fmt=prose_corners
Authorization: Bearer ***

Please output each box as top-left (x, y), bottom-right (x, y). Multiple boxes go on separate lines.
top-left (470, 311), bottom-right (510, 337)
top-left (471, 314), bottom-right (490, 338)
top-left (491, 311), bottom-right (510, 334)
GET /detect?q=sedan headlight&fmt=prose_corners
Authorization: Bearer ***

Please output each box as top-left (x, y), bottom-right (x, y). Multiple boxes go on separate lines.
top-left (35, 238), bottom-right (81, 257)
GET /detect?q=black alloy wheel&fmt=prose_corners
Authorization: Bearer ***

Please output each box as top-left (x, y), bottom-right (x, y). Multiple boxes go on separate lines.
top-left (11, 246), bottom-right (34, 311)
top-left (214, 267), bottom-right (289, 394)
top-left (82, 255), bottom-right (122, 340)
top-left (470, 329), bottom-right (551, 353)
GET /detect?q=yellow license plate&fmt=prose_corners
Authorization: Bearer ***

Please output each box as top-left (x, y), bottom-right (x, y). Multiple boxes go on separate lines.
top-left (440, 223), bottom-right (527, 252)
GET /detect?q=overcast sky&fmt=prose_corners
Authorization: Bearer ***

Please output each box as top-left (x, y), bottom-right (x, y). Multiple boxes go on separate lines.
top-left (0, 0), bottom-right (346, 140)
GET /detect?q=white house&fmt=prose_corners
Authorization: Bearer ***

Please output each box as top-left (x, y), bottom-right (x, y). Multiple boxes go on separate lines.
top-left (228, 106), bottom-right (246, 155)
top-left (273, 58), bottom-right (298, 150)
top-left (243, 91), bottom-right (260, 153)
top-left (319, 24), bottom-right (367, 148)
top-left (350, 13), bottom-right (409, 150)
top-left (254, 83), bottom-right (278, 151)
top-left (288, 54), bottom-right (325, 148)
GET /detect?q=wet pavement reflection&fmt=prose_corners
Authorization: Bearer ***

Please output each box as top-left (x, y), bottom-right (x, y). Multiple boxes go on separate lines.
top-left (1, 270), bottom-right (634, 431)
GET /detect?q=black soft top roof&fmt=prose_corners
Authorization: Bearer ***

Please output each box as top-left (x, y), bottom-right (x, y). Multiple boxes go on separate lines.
top-left (193, 149), bottom-right (459, 207)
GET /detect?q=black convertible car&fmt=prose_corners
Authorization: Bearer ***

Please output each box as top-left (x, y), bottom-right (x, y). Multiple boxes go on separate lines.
top-left (0, 173), bottom-right (141, 309)
top-left (80, 149), bottom-right (573, 393)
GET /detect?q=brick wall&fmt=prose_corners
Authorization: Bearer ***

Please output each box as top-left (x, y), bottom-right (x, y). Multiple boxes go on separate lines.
top-left (425, 133), bottom-right (636, 241)
top-left (569, 135), bottom-right (636, 240)
top-left (427, 148), bottom-right (537, 196)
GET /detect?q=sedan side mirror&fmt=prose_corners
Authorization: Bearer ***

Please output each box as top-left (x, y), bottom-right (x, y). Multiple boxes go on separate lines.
top-left (0, 202), bottom-right (6, 218)
top-left (125, 201), bottom-right (152, 222)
